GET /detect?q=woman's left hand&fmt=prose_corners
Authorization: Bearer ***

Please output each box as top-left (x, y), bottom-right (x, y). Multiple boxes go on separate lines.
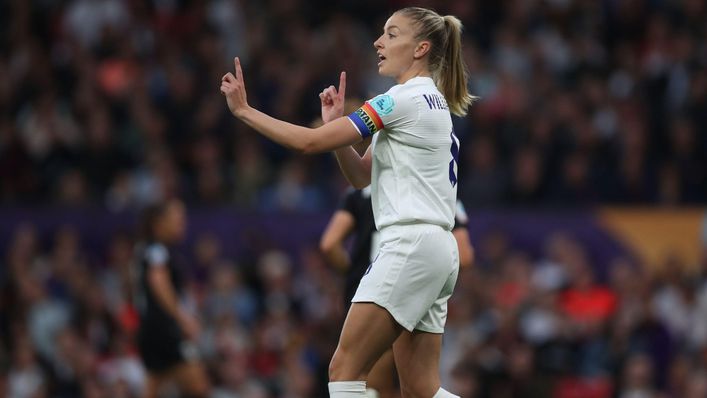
top-left (320, 71), bottom-right (347, 124)
top-left (221, 57), bottom-right (250, 118)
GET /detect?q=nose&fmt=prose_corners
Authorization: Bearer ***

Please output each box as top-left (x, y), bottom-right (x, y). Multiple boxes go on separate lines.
top-left (374, 35), bottom-right (383, 50)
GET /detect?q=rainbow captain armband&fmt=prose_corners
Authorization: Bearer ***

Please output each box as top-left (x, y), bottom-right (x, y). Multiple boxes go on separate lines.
top-left (347, 102), bottom-right (385, 138)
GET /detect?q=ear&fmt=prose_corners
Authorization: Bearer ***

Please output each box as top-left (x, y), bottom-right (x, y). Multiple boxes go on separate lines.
top-left (413, 40), bottom-right (431, 59)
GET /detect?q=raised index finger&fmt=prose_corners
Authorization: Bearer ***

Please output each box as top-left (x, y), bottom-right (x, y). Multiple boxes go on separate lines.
top-left (234, 57), bottom-right (243, 82)
top-left (338, 71), bottom-right (346, 99)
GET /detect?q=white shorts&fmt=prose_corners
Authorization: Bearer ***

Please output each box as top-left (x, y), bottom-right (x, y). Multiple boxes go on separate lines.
top-left (352, 223), bottom-right (459, 333)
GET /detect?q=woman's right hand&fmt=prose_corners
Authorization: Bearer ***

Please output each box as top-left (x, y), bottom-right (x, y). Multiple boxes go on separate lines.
top-left (319, 71), bottom-right (347, 123)
top-left (221, 57), bottom-right (251, 118)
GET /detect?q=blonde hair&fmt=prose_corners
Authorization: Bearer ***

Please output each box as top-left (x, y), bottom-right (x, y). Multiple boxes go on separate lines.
top-left (397, 7), bottom-right (477, 116)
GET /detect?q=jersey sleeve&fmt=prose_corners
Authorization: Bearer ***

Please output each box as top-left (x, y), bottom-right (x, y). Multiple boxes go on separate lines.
top-left (453, 200), bottom-right (469, 230)
top-left (145, 243), bottom-right (169, 268)
top-left (347, 87), bottom-right (418, 138)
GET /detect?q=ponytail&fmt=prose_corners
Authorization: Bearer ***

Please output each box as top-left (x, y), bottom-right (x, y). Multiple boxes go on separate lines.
top-left (440, 16), bottom-right (476, 116)
top-left (397, 7), bottom-right (478, 116)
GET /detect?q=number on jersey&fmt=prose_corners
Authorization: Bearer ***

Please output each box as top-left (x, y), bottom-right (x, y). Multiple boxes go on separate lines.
top-left (449, 130), bottom-right (459, 187)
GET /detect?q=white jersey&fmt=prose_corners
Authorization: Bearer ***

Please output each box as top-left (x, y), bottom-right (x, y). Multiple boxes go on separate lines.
top-left (347, 76), bottom-right (458, 230)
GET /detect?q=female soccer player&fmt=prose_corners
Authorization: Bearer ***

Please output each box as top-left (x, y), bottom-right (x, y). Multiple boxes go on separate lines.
top-left (320, 189), bottom-right (475, 398)
top-left (220, 7), bottom-right (474, 397)
top-left (134, 199), bottom-right (210, 398)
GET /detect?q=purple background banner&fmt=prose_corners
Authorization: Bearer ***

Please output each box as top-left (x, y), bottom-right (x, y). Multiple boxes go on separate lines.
top-left (0, 207), bottom-right (630, 280)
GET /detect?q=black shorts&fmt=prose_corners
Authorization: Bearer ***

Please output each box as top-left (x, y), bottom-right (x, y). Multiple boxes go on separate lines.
top-left (137, 319), bottom-right (197, 373)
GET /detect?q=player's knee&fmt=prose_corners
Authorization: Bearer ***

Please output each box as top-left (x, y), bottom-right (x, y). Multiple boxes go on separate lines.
top-left (329, 348), bottom-right (367, 381)
top-left (329, 349), bottom-right (345, 381)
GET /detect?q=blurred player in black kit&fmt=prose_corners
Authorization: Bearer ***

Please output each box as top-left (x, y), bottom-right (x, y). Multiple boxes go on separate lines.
top-left (134, 199), bottom-right (210, 398)
top-left (320, 184), bottom-right (474, 398)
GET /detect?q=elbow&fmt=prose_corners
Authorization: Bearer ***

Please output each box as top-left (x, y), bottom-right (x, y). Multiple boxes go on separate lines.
top-left (319, 238), bottom-right (337, 260)
top-left (351, 164), bottom-right (372, 189)
top-left (348, 170), bottom-right (371, 189)
top-left (296, 142), bottom-right (313, 155)
top-left (319, 238), bottom-right (331, 255)
top-left (297, 136), bottom-right (322, 155)
top-left (351, 179), bottom-right (369, 190)
top-left (300, 146), bottom-right (318, 155)
top-left (350, 173), bottom-right (371, 189)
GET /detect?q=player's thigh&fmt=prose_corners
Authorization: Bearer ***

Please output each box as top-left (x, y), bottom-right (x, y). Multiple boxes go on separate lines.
top-left (354, 226), bottom-right (457, 334)
top-left (393, 330), bottom-right (442, 398)
top-left (172, 361), bottom-right (210, 396)
top-left (367, 348), bottom-right (397, 397)
top-left (331, 302), bottom-right (402, 380)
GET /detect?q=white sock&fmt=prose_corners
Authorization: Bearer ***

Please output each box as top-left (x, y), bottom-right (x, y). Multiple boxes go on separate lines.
top-left (365, 388), bottom-right (380, 398)
top-left (433, 387), bottom-right (460, 398)
top-left (328, 381), bottom-right (367, 397)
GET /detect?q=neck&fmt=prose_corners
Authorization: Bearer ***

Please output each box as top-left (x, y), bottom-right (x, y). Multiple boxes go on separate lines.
top-left (396, 62), bottom-right (431, 84)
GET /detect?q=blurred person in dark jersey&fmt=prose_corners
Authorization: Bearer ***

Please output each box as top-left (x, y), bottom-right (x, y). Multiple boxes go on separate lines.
top-left (320, 182), bottom-right (473, 398)
top-left (134, 199), bottom-right (210, 398)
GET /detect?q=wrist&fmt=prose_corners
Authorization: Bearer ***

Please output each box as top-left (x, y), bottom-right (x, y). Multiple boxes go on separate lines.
top-left (234, 105), bottom-right (253, 120)
top-left (322, 114), bottom-right (342, 124)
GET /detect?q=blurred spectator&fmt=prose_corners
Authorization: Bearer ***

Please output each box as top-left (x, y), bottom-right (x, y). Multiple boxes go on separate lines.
top-left (2, 0), bottom-right (707, 397)
top-left (617, 353), bottom-right (659, 398)
top-left (204, 263), bottom-right (259, 327)
top-left (258, 158), bottom-right (327, 212)
top-left (0, 0), bottom-right (705, 208)
top-left (7, 338), bottom-right (46, 398)
top-left (460, 134), bottom-right (507, 207)
top-left (3, 213), bottom-right (707, 396)
top-left (684, 370), bottom-right (707, 398)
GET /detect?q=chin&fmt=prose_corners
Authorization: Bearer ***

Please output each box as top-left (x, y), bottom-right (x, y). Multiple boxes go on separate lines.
top-left (377, 66), bottom-right (393, 77)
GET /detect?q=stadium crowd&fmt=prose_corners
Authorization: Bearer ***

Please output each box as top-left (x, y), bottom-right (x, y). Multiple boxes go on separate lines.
top-left (2, 0), bottom-right (707, 397)
top-left (2, 218), bottom-right (707, 397)
top-left (0, 0), bottom-right (705, 208)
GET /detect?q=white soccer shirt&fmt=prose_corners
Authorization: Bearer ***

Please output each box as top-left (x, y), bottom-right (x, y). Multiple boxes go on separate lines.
top-left (347, 76), bottom-right (459, 230)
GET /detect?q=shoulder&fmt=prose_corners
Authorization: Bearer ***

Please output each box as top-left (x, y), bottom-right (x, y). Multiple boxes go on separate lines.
top-left (144, 242), bottom-right (169, 266)
top-left (368, 92), bottom-right (398, 117)
top-left (376, 80), bottom-right (420, 103)
top-left (455, 200), bottom-right (469, 225)
top-left (361, 185), bottom-right (372, 198)
top-left (349, 187), bottom-right (371, 205)
top-left (348, 83), bottom-right (423, 137)
top-left (342, 188), bottom-right (360, 203)
top-left (369, 82), bottom-right (421, 120)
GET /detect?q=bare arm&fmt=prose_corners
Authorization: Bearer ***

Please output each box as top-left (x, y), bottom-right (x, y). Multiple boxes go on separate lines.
top-left (147, 266), bottom-right (182, 319)
top-left (320, 210), bottom-right (356, 272)
top-left (221, 58), bottom-right (362, 154)
top-left (352, 136), bottom-right (372, 157)
top-left (147, 266), bottom-right (200, 340)
top-left (333, 146), bottom-right (373, 189)
top-left (237, 108), bottom-right (362, 154)
top-left (318, 72), bottom-right (373, 188)
top-left (452, 227), bottom-right (474, 268)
